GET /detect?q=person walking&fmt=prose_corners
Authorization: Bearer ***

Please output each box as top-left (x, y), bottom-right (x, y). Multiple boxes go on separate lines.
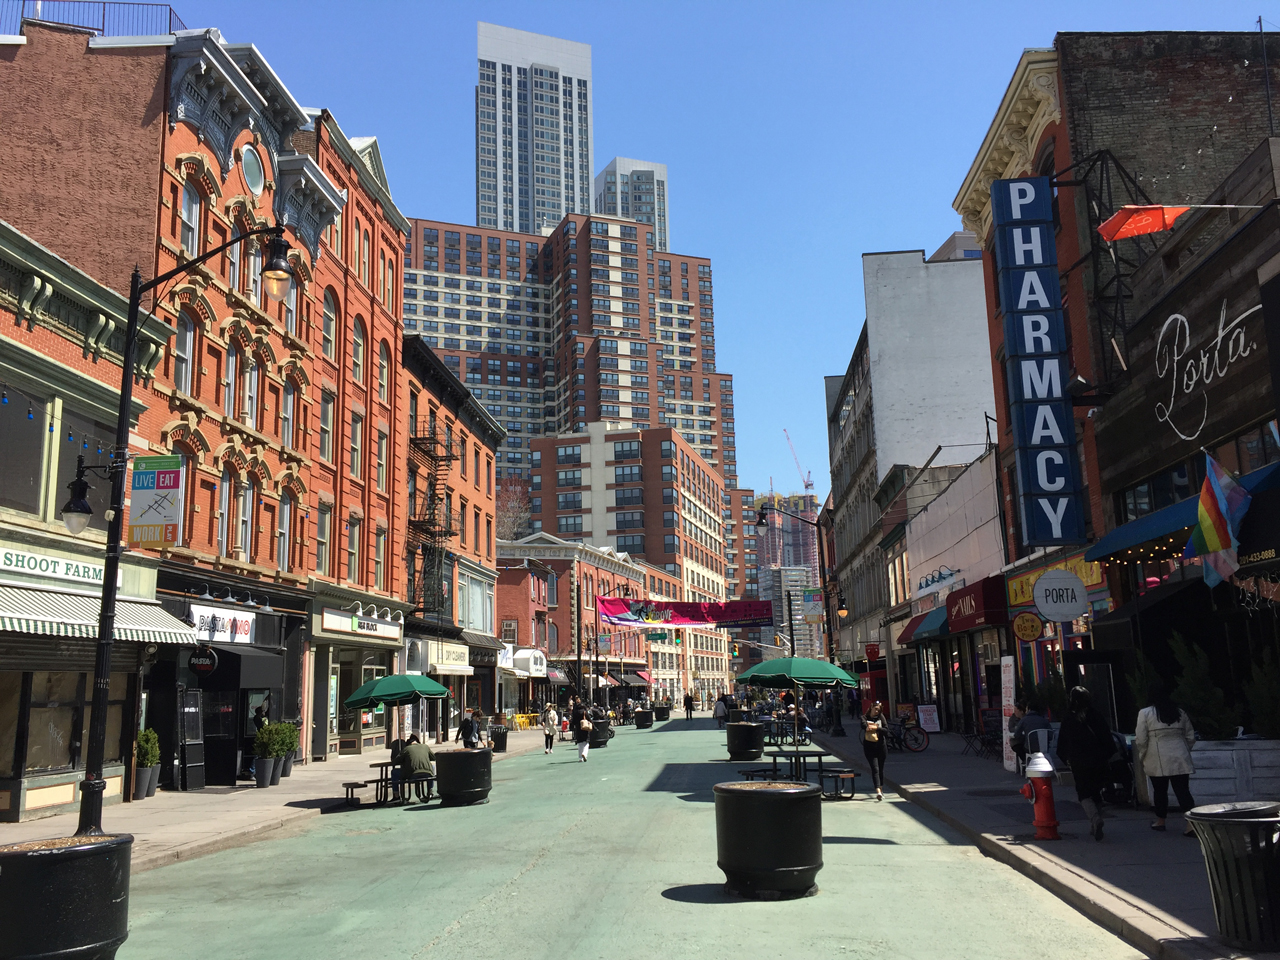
top-left (683, 692), bottom-right (695, 721)
top-left (455, 708), bottom-right (481, 750)
top-left (861, 701), bottom-right (888, 801)
top-left (571, 697), bottom-right (592, 762)
top-left (1135, 683), bottom-right (1198, 836)
top-left (712, 696), bottom-right (728, 729)
top-left (1056, 686), bottom-right (1116, 841)
top-left (541, 703), bottom-right (559, 755)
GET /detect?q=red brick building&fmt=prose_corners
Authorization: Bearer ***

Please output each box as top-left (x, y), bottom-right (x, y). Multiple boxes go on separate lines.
top-left (495, 556), bottom-right (552, 710)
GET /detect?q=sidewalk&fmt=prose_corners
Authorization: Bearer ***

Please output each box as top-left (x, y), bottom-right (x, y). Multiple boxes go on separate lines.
top-left (811, 729), bottom-right (1276, 960)
top-left (0, 727), bottom-right (547, 873)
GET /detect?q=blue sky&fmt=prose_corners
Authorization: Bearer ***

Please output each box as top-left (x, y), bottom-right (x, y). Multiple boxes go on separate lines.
top-left (182, 0), bottom-right (1274, 500)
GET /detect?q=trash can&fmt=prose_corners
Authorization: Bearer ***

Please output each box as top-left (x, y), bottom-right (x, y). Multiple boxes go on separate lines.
top-left (634, 709), bottom-right (653, 729)
top-left (588, 719), bottom-right (611, 749)
top-left (491, 725), bottom-right (508, 753)
top-left (1186, 801), bottom-right (1280, 950)
top-left (654, 705), bottom-right (670, 721)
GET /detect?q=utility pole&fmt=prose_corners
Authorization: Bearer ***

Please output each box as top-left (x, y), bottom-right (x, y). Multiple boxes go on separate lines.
top-left (785, 591), bottom-right (797, 656)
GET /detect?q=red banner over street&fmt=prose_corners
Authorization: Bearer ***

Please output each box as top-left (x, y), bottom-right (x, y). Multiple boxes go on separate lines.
top-left (597, 598), bottom-right (776, 628)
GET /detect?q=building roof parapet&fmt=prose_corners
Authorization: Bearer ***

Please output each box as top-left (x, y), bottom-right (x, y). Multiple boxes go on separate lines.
top-left (274, 152), bottom-right (345, 262)
top-left (953, 47), bottom-right (1060, 241)
top-left (316, 111), bottom-right (410, 236)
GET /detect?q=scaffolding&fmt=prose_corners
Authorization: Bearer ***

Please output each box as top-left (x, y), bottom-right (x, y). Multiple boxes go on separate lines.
top-left (406, 417), bottom-right (459, 618)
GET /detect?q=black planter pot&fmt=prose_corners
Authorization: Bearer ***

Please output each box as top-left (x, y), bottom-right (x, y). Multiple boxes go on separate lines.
top-left (588, 720), bottom-right (611, 748)
top-left (654, 705), bottom-right (671, 721)
top-left (726, 722), bottom-right (765, 761)
top-left (281, 752), bottom-right (295, 778)
top-left (145, 765), bottom-right (159, 797)
top-left (436, 748), bottom-right (492, 805)
top-left (254, 758), bottom-right (271, 788)
top-left (269, 756), bottom-right (283, 786)
top-left (728, 709), bottom-right (745, 724)
top-left (0, 833), bottom-right (133, 959)
top-left (634, 709), bottom-right (653, 729)
top-left (714, 781), bottom-right (822, 898)
top-left (131, 767), bottom-right (148, 801)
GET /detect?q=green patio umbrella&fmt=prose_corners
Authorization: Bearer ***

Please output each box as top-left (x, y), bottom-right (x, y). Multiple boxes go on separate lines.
top-left (735, 657), bottom-right (860, 770)
top-left (343, 673), bottom-right (451, 709)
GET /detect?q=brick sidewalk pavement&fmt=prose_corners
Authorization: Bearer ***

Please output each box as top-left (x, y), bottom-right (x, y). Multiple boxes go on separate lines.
top-left (0, 727), bottom-right (547, 872)
top-left (811, 728), bottom-right (1276, 960)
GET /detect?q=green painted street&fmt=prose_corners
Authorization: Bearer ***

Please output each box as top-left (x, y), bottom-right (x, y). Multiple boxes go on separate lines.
top-left (120, 719), bottom-right (1144, 960)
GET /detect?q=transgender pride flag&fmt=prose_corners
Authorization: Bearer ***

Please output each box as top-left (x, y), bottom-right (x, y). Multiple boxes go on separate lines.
top-left (1183, 454), bottom-right (1252, 587)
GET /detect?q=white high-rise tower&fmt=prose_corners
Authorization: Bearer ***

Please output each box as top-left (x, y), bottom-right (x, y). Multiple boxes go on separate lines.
top-left (476, 23), bottom-right (593, 234)
top-left (594, 157), bottom-right (671, 251)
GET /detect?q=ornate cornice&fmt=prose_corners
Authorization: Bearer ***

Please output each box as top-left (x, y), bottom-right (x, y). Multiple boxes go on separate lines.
top-left (953, 48), bottom-right (1061, 241)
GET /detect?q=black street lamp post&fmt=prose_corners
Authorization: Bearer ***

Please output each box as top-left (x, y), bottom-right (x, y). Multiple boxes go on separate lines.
top-left (66, 226), bottom-right (292, 836)
top-left (756, 503), bottom-right (847, 664)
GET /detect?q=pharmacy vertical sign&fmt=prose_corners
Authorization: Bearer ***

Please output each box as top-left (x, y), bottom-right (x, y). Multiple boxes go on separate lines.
top-left (991, 177), bottom-right (1086, 545)
top-left (128, 455), bottom-right (184, 549)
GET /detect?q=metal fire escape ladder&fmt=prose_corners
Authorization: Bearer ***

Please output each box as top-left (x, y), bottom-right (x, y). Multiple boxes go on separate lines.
top-left (406, 420), bottom-right (459, 618)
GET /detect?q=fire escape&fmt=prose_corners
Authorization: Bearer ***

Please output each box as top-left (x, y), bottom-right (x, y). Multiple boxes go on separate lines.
top-left (406, 418), bottom-right (458, 621)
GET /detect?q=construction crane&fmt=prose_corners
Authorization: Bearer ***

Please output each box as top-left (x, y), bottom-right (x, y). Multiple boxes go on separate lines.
top-left (783, 429), bottom-right (814, 492)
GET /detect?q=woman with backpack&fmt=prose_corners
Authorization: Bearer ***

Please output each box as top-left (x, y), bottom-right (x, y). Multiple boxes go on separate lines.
top-left (1135, 683), bottom-right (1198, 836)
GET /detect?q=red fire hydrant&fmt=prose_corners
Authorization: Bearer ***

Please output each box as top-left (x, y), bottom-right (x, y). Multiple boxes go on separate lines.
top-left (1019, 752), bottom-right (1060, 841)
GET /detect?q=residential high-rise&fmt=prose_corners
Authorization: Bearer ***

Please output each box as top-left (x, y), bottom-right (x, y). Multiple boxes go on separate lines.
top-left (477, 23), bottom-right (593, 233)
top-left (761, 567), bottom-right (822, 660)
top-left (594, 157), bottom-right (671, 251)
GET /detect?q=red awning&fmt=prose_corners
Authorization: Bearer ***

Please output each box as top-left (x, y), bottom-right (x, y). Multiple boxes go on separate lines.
top-left (944, 575), bottom-right (1009, 632)
top-left (896, 613), bottom-right (928, 646)
top-left (636, 670), bottom-right (652, 683)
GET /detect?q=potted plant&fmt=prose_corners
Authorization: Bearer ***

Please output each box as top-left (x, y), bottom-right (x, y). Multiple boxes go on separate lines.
top-left (267, 724), bottom-right (287, 786)
top-left (276, 722), bottom-right (299, 777)
top-left (133, 729), bottom-right (160, 801)
top-left (253, 725), bottom-right (273, 788)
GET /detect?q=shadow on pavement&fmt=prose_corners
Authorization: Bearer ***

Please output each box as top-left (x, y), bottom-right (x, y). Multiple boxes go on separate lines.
top-left (823, 836), bottom-right (898, 845)
top-left (660, 883), bottom-right (744, 904)
top-left (645, 762), bottom-right (731, 803)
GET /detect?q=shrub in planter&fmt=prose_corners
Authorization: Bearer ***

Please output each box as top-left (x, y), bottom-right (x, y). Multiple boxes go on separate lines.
top-left (274, 722), bottom-right (300, 776)
top-left (1244, 650), bottom-right (1280, 739)
top-left (1171, 632), bottom-right (1241, 739)
top-left (133, 728), bottom-right (160, 800)
top-left (253, 724), bottom-right (274, 788)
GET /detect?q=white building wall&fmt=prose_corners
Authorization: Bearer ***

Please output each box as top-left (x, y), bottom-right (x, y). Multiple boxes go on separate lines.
top-left (862, 250), bottom-right (993, 484)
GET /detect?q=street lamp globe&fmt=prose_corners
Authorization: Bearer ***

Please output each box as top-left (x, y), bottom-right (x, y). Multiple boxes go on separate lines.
top-left (261, 233), bottom-right (294, 303)
top-left (837, 593), bottom-right (849, 618)
top-left (61, 474), bottom-right (93, 536)
top-left (754, 508), bottom-right (768, 533)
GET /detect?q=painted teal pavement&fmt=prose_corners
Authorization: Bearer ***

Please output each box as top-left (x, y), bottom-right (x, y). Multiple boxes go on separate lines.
top-left (120, 719), bottom-right (1144, 960)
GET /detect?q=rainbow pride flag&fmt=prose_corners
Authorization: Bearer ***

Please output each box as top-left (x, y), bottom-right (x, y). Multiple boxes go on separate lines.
top-left (1183, 454), bottom-right (1252, 586)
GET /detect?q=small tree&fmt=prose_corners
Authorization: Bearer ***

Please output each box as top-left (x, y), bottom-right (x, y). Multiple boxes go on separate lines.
top-left (1244, 649), bottom-right (1280, 739)
top-left (495, 476), bottom-right (532, 541)
top-left (1170, 631), bottom-right (1241, 739)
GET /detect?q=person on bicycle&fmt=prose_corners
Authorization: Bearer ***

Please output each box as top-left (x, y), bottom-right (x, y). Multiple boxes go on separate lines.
top-left (862, 702), bottom-right (889, 801)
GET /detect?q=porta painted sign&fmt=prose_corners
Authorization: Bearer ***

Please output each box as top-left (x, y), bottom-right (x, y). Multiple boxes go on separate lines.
top-left (991, 178), bottom-right (1085, 545)
top-left (128, 455), bottom-right (184, 549)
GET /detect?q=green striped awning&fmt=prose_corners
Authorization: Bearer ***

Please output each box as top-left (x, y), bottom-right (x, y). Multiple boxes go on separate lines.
top-left (0, 585), bottom-right (196, 644)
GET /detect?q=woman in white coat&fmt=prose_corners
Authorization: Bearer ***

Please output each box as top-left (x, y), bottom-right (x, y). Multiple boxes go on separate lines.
top-left (1135, 684), bottom-right (1198, 836)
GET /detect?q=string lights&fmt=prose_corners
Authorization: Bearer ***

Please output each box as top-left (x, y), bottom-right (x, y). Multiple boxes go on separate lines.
top-left (0, 381), bottom-right (122, 459)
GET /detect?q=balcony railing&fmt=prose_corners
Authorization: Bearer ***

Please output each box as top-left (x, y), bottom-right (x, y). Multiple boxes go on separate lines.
top-left (1, 0), bottom-right (186, 35)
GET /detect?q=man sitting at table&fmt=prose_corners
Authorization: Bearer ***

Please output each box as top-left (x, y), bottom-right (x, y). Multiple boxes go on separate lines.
top-left (393, 735), bottom-right (436, 800)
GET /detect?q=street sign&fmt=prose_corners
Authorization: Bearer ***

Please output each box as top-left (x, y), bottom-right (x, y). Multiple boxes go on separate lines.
top-left (1032, 569), bottom-right (1088, 622)
top-left (648, 632), bottom-right (668, 640)
top-left (802, 589), bottom-right (824, 624)
top-left (865, 643), bottom-right (881, 661)
top-left (128, 455), bottom-right (184, 549)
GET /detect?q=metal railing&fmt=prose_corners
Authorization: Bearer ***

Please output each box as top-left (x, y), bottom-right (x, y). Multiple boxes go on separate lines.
top-left (0, 0), bottom-right (185, 36)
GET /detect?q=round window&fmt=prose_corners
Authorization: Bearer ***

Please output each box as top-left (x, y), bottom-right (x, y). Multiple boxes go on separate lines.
top-left (240, 145), bottom-right (265, 196)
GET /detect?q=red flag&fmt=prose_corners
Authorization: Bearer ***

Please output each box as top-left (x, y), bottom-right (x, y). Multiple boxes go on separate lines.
top-left (1097, 205), bottom-right (1191, 241)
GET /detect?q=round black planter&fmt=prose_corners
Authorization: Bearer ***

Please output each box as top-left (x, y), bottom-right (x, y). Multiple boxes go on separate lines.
top-left (145, 765), bottom-right (159, 797)
top-left (634, 709), bottom-right (653, 729)
top-left (269, 756), bottom-right (283, 786)
top-left (0, 833), bottom-right (133, 959)
top-left (254, 759), bottom-right (271, 788)
top-left (728, 708), bottom-right (745, 724)
top-left (280, 752), bottom-right (295, 777)
top-left (654, 705), bottom-right (671, 721)
top-left (714, 781), bottom-right (822, 898)
top-left (588, 719), bottom-right (611, 748)
top-left (436, 748), bottom-right (493, 806)
top-left (131, 768), bottom-right (148, 801)
top-left (726, 722), bottom-right (765, 761)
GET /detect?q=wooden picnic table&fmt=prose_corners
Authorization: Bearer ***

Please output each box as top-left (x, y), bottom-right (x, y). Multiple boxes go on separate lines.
top-left (765, 748), bottom-right (830, 782)
top-left (369, 760), bottom-right (395, 805)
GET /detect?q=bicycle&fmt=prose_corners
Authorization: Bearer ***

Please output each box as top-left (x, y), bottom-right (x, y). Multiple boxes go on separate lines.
top-left (886, 718), bottom-right (929, 752)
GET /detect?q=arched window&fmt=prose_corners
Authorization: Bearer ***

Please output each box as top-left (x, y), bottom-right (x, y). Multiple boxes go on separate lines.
top-left (276, 491), bottom-right (293, 571)
top-left (217, 465), bottom-right (232, 556)
top-left (377, 342), bottom-right (389, 402)
top-left (322, 289), bottom-right (337, 358)
top-left (352, 319), bottom-right (365, 382)
top-left (361, 230), bottom-right (371, 285)
top-left (224, 345), bottom-right (240, 415)
top-left (379, 250), bottom-right (387, 301)
top-left (180, 181), bottom-right (201, 254)
top-left (238, 480), bottom-right (255, 561)
top-left (245, 357), bottom-right (260, 429)
top-left (248, 239), bottom-right (263, 306)
top-left (284, 276), bottom-right (297, 335)
top-left (227, 224), bottom-right (241, 291)
top-left (174, 314), bottom-right (194, 394)
top-left (281, 381), bottom-right (296, 449)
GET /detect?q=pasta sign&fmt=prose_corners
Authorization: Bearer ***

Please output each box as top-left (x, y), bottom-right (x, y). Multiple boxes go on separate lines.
top-left (991, 177), bottom-right (1086, 546)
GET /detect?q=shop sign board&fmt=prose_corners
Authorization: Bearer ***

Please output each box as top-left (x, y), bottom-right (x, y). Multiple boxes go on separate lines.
top-left (1001, 656), bottom-right (1016, 771)
top-left (320, 607), bottom-right (403, 641)
top-left (188, 645), bottom-right (219, 677)
top-left (865, 643), bottom-right (880, 662)
top-left (128, 455), bottom-right (184, 549)
top-left (190, 603), bottom-right (254, 644)
top-left (1012, 611), bottom-right (1045, 642)
top-left (426, 640), bottom-right (469, 668)
top-left (1032, 569), bottom-right (1089, 622)
top-left (1006, 552), bottom-right (1104, 607)
top-left (801, 589), bottom-right (824, 624)
top-left (0, 547), bottom-right (121, 587)
top-left (991, 177), bottom-right (1086, 545)
top-left (944, 577), bottom-right (1009, 632)
top-left (498, 643), bottom-right (515, 670)
top-left (917, 704), bottom-right (941, 733)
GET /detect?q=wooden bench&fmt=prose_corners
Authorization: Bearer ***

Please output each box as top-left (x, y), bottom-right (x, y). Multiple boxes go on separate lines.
top-left (820, 770), bottom-right (858, 800)
top-left (343, 781), bottom-right (367, 806)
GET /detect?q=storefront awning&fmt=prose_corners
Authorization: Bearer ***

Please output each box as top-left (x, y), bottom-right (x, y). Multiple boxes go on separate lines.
top-left (460, 630), bottom-right (503, 649)
top-left (621, 673), bottom-right (648, 685)
top-left (596, 674), bottom-right (620, 686)
top-left (545, 666), bottom-right (570, 683)
top-left (430, 663), bottom-right (475, 676)
top-left (896, 612), bottom-right (927, 646)
top-left (1085, 462), bottom-right (1280, 562)
top-left (0, 585), bottom-right (196, 644)
top-left (636, 669), bottom-right (652, 683)
top-left (902, 606), bottom-right (949, 643)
